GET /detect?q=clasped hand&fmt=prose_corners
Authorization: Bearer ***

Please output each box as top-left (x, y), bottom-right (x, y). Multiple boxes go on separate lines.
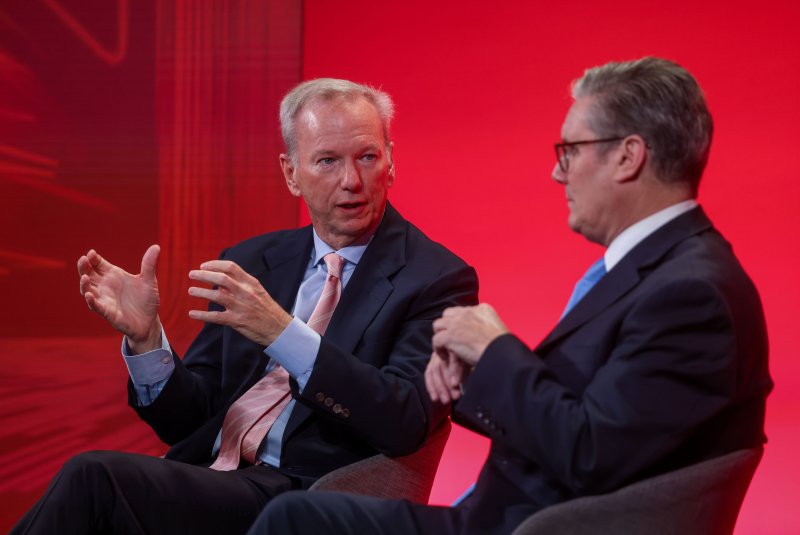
top-left (188, 260), bottom-right (291, 347)
top-left (425, 303), bottom-right (509, 404)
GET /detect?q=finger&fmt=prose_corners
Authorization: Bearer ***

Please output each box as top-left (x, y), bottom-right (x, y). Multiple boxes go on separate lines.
top-left (77, 255), bottom-right (88, 276)
top-left (189, 269), bottom-right (231, 288)
top-left (188, 286), bottom-right (230, 307)
top-left (446, 355), bottom-right (464, 389)
top-left (432, 316), bottom-right (448, 333)
top-left (79, 273), bottom-right (93, 295)
top-left (437, 352), bottom-right (462, 400)
top-left (425, 355), bottom-right (445, 402)
top-left (198, 260), bottom-right (241, 276)
top-left (188, 309), bottom-right (227, 325)
top-left (77, 256), bottom-right (93, 279)
top-left (441, 306), bottom-right (465, 318)
top-left (432, 330), bottom-right (450, 353)
top-left (141, 244), bottom-right (160, 282)
top-left (427, 352), bottom-right (454, 404)
top-left (424, 359), bottom-right (438, 402)
top-left (86, 249), bottom-right (103, 269)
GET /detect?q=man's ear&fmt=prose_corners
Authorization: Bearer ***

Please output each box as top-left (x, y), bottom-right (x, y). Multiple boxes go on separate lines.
top-left (387, 142), bottom-right (395, 187)
top-left (614, 135), bottom-right (648, 183)
top-left (280, 154), bottom-right (302, 197)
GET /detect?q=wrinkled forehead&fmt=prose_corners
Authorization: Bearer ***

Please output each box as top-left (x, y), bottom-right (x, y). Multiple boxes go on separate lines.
top-left (299, 93), bottom-right (377, 121)
top-left (294, 96), bottom-right (385, 149)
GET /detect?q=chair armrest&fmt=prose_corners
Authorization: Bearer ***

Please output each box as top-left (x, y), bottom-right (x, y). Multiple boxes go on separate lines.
top-left (511, 447), bottom-right (763, 535)
top-left (309, 419), bottom-right (452, 504)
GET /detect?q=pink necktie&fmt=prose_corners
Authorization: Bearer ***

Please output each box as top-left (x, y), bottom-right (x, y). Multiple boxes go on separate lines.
top-left (210, 253), bottom-right (345, 471)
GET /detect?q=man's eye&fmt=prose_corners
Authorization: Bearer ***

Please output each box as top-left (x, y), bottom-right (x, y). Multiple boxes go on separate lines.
top-left (318, 157), bottom-right (335, 165)
top-left (361, 154), bottom-right (377, 161)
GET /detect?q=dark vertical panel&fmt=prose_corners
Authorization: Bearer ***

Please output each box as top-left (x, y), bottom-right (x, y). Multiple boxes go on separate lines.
top-left (0, 1), bottom-right (302, 530)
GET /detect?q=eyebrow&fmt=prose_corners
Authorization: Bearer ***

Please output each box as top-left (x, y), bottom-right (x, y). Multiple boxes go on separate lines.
top-left (310, 143), bottom-right (383, 159)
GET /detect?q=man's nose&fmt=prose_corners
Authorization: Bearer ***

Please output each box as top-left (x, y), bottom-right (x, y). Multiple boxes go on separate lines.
top-left (551, 162), bottom-right (567, 184)
top-left (341, 159), bottom-right (363, 190)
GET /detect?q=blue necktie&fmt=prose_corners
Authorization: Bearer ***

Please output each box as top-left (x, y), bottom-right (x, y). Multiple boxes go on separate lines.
top-left (561, 258), bottom-right (606, 318)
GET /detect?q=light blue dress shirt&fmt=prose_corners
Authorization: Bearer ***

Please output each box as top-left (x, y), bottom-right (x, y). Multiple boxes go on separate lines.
top-left (123, 229), bottom-right (368, 467)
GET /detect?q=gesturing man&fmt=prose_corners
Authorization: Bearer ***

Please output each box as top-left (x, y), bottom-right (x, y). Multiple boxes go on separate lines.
top-left (11, 79), bottom-right (478, 534)
top-left (249, 57), bottom-right (771, 535)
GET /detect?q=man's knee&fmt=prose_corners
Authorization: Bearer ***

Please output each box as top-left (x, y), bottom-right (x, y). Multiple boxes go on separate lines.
top-left (57, 450), bottom-right (134, 493)
top-left (248, 490), bottom-right (314, 534)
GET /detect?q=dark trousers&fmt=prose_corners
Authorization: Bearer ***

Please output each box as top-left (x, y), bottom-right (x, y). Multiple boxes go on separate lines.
top-left (11, 450), bottom-right (295, 535)
top-left (247, 490), bottom-right (464, 535)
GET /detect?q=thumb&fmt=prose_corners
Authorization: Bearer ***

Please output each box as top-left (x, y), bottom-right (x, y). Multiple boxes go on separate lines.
top-left (141, 244), bottom-right (161, 282)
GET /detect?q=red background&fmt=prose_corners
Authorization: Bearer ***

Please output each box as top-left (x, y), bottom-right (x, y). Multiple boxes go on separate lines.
top-left (1, 1), bottom-right (798, 532)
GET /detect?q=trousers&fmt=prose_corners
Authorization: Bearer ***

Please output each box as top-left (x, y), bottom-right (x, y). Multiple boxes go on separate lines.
top-left (11, 450), bottom-right (295, 535)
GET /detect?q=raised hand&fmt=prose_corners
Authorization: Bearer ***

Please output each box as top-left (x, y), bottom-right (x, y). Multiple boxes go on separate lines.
top-left (187, 260), bottom-right (292, 347)
top-left (78, 245), bottom-right (162, 353)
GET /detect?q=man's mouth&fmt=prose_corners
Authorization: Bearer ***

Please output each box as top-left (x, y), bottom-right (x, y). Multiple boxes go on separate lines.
top-left (338, 202), bottom-right (365, 210)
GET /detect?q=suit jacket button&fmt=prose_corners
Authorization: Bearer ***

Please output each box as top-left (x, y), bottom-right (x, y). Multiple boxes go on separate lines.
top-left (315, 392), bottom-right (325, 402)
top-left (324, 397), bottom-right (334, 407)
top-left (341, 408), bottom-right (351, 418)
top-left (332, 403), bottom-right (342, 414)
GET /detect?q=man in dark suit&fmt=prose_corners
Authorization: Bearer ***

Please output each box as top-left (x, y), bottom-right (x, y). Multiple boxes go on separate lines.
top-left (11, 79), bottom-right (478, 534)
top-left (248, 58), bottom-right (772, 534)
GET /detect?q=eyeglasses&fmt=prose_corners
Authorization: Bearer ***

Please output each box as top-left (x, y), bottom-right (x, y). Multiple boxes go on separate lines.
top-left (554, 137), bottom-right (625, 173)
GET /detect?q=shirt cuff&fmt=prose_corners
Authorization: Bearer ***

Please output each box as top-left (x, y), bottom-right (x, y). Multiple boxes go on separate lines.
top-left (265, 316), bottom-right (320, 391)
top-left (122, 329), bottom-right (175, 385)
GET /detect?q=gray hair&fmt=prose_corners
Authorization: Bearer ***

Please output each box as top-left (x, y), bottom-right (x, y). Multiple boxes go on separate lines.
top-left (280, 78), bottom-right (395, 161)
top-left (572, 57), bottom-right (713, 192)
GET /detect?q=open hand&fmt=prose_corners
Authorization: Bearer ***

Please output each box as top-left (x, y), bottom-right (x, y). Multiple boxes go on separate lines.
top-left (188, 260), bottom-right (292, 346)
top-left (78, 245), bottom-right (162, 352)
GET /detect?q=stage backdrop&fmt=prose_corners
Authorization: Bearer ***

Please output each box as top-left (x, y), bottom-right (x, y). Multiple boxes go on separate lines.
top-left (1, 1), bottom-right (798, 533)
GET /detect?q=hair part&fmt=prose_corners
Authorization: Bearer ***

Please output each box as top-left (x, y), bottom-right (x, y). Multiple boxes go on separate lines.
top-left (280, 78), bottom-right (395, 162)
top-left (571, 57), bottom-right (713, 194)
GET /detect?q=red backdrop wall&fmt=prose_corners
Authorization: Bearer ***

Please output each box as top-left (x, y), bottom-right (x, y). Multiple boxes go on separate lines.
top-left (1, 1), bottom-right (798, 533)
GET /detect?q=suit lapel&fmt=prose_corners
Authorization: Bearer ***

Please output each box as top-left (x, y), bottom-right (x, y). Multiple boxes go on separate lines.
top-left (258, 229), bottom-right (314, 313)
top-left (535, 207), bottom-right (714, 352)
top-left (323, 204), bottom-right (406, 353)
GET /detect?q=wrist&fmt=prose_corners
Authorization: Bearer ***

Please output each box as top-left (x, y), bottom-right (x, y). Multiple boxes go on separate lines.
top-left (128, 319), bottom-right (163, 354)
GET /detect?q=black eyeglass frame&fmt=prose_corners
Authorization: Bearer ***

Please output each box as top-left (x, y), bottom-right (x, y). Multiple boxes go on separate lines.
top-left (554, 137), bottom-right (626, 173)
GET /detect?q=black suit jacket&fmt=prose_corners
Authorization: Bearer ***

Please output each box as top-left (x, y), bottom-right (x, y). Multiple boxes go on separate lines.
top-left (455, 207), bottom-right (772, 533)
top-left (129, 204), bottom-right (479, 484)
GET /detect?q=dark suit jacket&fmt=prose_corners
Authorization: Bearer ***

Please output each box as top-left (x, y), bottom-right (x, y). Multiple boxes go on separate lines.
top-left (454, 207), bottom-right (772, 533)
top-left (128, 204), bottom-right (479, 485)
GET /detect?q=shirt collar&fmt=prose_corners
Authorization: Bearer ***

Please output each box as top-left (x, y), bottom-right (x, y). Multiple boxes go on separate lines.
top-left (605, 199), bottom-right (698, 271)
top-left (311, 229), bottom-right (371, 267)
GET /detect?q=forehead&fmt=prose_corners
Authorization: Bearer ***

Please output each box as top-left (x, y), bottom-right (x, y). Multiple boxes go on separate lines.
top-left (294, 96), bottom-right (384, 150)
top-left (561, 96), bottom-right (596, 141)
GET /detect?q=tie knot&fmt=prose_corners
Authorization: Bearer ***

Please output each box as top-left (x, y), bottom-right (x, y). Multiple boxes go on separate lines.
top-left (323, 253), bottom-right (345, 279)
top-left (584, 258), bottom-right (606, 283)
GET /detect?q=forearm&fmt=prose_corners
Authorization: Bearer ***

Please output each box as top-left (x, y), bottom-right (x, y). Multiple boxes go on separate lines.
top-left (456, 283), bottom-right (743, 495)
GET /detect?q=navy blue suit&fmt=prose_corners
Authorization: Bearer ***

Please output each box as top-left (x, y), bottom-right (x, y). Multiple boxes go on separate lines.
top-left (251, 207), bottom-right (772, 535)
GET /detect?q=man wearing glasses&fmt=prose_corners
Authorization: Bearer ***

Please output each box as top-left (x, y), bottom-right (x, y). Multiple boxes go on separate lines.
top-left (247, 57), bottom-right (771, 535)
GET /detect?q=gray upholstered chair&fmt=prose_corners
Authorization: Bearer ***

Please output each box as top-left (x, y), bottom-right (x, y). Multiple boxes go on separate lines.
top-left (309, 418), bottom-right (452, 504)
top-left (511, 447), bottom-right (763, 535)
